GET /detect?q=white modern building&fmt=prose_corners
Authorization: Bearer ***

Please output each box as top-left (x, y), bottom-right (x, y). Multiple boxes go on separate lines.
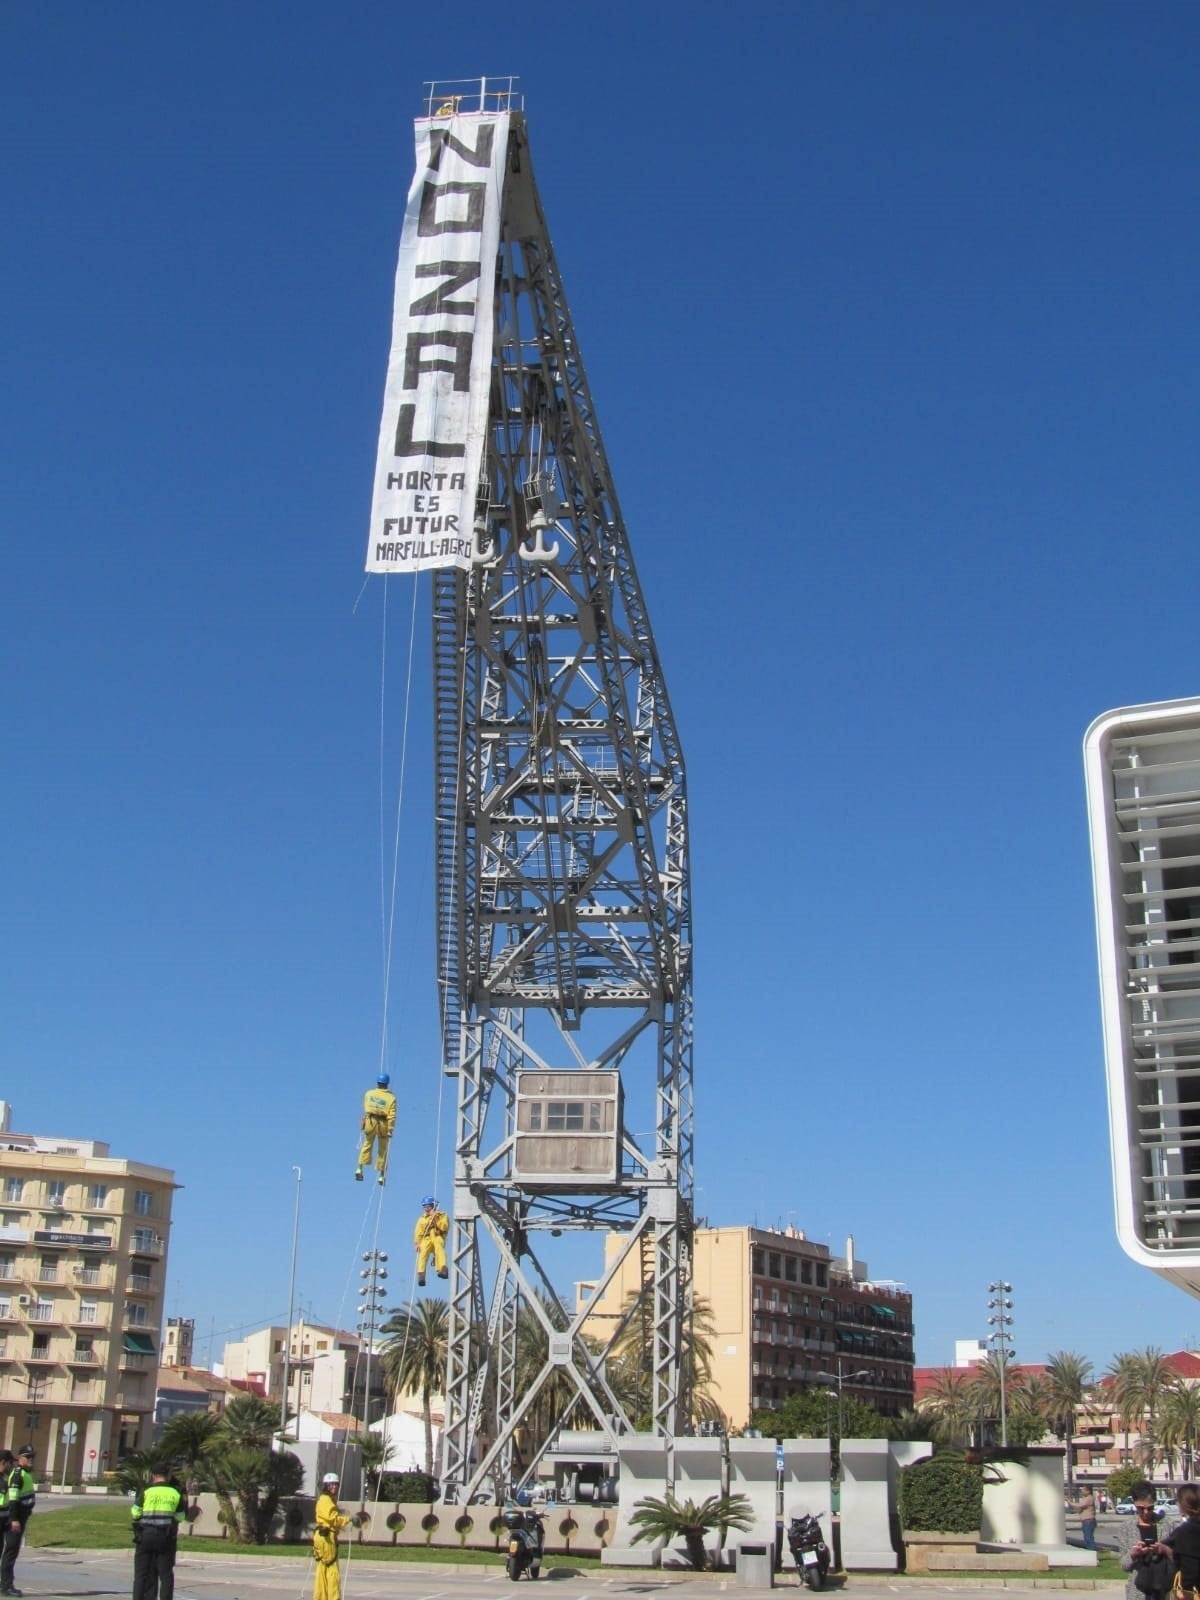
top-left (1085, 696), bottom-right (1200, 1296)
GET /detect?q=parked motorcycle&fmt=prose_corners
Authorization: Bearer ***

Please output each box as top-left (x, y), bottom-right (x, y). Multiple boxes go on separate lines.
top-left (503, 1507), bottom-right (545, 1580)
top-left (787, 1512), bottom-right (831, 1590)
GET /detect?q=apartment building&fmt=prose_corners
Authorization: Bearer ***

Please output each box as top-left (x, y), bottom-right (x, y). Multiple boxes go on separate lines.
top-left (0, 1102), bottom-right (176, 1476)
top-left (221, 1320), bottom-right (389, 1425)
top-left (579, 1224), bottom-right (914, 1430)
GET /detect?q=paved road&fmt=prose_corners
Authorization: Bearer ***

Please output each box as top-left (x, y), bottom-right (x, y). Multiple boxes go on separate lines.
top-left (13, 1549), bottom-right (1121, 1600)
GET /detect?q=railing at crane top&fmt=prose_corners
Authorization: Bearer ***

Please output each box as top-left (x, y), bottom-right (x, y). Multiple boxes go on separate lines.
top-left (420, 77), bottom-right (523, 117)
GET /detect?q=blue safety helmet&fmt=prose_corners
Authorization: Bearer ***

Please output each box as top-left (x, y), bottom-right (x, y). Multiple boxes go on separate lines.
top-left (422, 1195), bottom-right (437, 1207)
top-left (377, 1073), bottom-right (390, 1088)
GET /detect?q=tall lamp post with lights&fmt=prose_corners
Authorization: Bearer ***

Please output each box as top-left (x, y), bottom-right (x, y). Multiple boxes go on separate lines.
top-left (987, 1281), bottom-right (1014, 1448)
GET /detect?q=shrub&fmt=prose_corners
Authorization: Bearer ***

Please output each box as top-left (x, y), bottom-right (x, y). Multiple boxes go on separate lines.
top-left (898, 1454), bottom-right (983, 1533)
top-left (1107, 1465), bottom-right (1144, 1503)
top-left (421, 1511), bottom-right (439, 1545)
top-left (386, 1511), bottom-right (406, 1544)
top-left (559, 1515), bottom-right (578, 1551)
top-left (454, 1514), bottom-right (473, 1546)
top-left (391, 1471), bottom-right (437, 1503)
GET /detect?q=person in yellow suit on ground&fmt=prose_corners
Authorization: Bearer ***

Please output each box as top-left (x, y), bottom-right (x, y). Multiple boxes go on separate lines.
top-left (414, 1196), bottom-right (449, 1286)
top-left (312, 1472), bottom-right (351, 1600)
top-left (355, 1074), bottom-right (396, 1185)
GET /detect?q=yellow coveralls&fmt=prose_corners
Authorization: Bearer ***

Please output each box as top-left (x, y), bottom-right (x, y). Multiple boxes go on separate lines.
top-left (414, 1205), bottom-right (449, 1284)
top-left (312, 1491), bottom-right (350, 1600)
top-left (356, 1086), bottom-right (397, 1182)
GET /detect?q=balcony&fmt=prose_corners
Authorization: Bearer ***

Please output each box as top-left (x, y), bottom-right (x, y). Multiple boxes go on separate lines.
top-left (125, 1275), bottom-right (155, 1296)
top-left (72, 1267), bottom-right (107, 1288)
top-left (28, 1305), bottom-right (62, 1323)
top-left (26, 1346), bottom-right (60, 1365)
top-left (130, 1237), bottom-right (163, 1258)
top-left (37, 1268), bottom-right (60, 1284)
top-left (68, 1348), bottom-right (98, 1366)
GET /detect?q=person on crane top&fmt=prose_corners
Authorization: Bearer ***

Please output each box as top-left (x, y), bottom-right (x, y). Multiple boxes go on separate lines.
top-left (355, 1073), bottom-right (396, 1185)
top-left (131, 1464), bottom-right (184, 1600)
top-left (312, 1472), bottom-right (351, 1600)
top-left (414, 1196), bottom-right (449, 1286)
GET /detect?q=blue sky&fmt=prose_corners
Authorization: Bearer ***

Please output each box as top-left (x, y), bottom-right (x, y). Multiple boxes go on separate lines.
top-left (6, 1), bottom-right (1200, 1377)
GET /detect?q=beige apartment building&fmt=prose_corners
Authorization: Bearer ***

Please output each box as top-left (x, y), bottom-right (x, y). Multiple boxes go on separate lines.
top-left (0, 1102), bottom-right (176, 1477)
top-left (579, 1224), bottom-right (914, 1430)
top-left (221, 1320), bottom-right (389, 1424)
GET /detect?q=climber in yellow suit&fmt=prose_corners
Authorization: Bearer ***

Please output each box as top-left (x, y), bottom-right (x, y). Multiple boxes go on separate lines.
top-left (414, 1196), bottom-right (449, 1286)
top-left (312, 1472), bottom-right (351, 1600)
top-left (355, 1074), bottom-right (396, 1184)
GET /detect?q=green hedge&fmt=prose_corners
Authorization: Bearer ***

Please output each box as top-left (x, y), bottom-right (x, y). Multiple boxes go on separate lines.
top-left (898, 1455), bottom-right (983, 1533)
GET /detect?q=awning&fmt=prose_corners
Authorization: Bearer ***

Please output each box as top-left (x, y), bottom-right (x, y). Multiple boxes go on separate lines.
top-left (123, 1332), bottom-right (155, 1354)
top-left (873, 1304), bottom-right (896, 1318)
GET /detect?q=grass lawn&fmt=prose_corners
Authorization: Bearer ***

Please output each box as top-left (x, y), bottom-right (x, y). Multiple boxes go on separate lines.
top-left (27, 1503), bottom-right (603, 1567)
top-left (889, 1551), bottom-right (1124, 1583)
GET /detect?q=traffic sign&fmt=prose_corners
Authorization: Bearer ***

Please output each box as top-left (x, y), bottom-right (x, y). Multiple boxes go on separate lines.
top-left (61, 1422), bottom-right (78, 1443)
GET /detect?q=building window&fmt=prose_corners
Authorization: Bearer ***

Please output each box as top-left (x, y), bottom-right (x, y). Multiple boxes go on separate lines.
top-left (4, 1179), bottom-right (23, 1204)
top-left (0, 1256), bottom-right (13, 1282)
top-left (0, 1299), bottom-right (9, 1319)
top-left (784, 1256), bottom-right (797, 1282)
top-left (801, 1260), bottom-right (813, 1284)
top-left (88, 1184), bottom-right (108, 1209)
top-left (753, 1249), bottom-right (764, 1275)
top-left (132, 1229), bottom-right (156, 1253)
top-left (768, 1253), bottom-right (781, 1278)
top-left (33, 1298), bottom-right (53, 1322)
top-left (39, 1256), bottom-right (59, 1283)
top-left (79, 1299), bottom-right (97, 1324)
top-left (127, 1303), bottom-right (149, 1327)
top-left (46, 1180), bottom-right (66, 1206)
top-left (815, 1263), bottom-right (828, 1287)
top-left (31, 1333), bottom-right (50, 1356)
top-left (133, 1191), bottom-right (153, 1217)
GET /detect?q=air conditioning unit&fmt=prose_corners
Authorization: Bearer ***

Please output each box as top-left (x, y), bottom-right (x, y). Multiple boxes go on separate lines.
top-left (16, 1295), bottom-right (31, 1308)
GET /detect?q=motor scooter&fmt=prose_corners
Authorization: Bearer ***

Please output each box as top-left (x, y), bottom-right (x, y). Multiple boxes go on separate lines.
top-left (787, 1512), bottom-right (831, 1589)
top-left (503, 1507), bottom-right (545, 1580)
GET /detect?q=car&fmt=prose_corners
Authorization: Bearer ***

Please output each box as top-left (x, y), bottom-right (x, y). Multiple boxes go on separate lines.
top-left (1115, 1499), bottom-right (1137, 1514)
top-left (1157, 1498), bottom-right (1176, 1516)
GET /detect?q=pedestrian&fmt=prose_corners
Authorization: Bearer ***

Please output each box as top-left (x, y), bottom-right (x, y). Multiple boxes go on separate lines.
top-left (1075, 1486), bottom-right (1098, 1552)
top-left (0, 1445), bottom-right (37, 1597)
top-left (1165, 1484), bottom-right (1200, 1599)
top-left (131, 1465), bottom-right (184, 1600)
top-left (1118, 1480), bottom-right (1178, 1600)
top-left (312, 1472), bottom-right (350, 1600)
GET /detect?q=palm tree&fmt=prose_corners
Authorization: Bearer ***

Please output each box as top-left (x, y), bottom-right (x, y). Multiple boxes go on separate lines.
top-left (921, 1368), bottom-right (977, 1447)
top-left (1109, 1348), bottom-right (1174, 1474)
top-left (381, 1299), bottom-right (450, 1477)
top-left (630, 1492), bottom-right (753, 1571)
top-left (1044, 1351), bottom-right (1094, 1488)
top-left (158, 1408), bottom-right (220, 1509)
top-left (608, 1286), bottom-right (717, 1430)
top-left (1160, 1381), bottom-right (1200, 1480)
top-left (967, 1352), bottom-right (1027, 1444)
top-left (203, 1396), bottom-right (305, 1543)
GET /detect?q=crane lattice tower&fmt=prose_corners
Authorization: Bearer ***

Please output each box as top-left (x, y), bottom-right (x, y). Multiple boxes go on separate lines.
top-left (378, 80), bottom-right (693, 1506)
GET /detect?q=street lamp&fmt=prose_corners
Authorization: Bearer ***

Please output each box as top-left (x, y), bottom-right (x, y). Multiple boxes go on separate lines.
top-left (815, 1356), bottom-right (872, 1439)
top-left (280, 1166), bottom-right (302, 1440)
top-left (987, 1281), bottom-right (1014, 1448)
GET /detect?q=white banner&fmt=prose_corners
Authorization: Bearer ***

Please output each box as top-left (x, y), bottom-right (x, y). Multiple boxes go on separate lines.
top-left (366, 112), bottom-right (510, 573)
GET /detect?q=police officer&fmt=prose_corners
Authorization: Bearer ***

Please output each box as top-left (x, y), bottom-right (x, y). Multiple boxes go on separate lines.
top-left (1, 1445), bottom-right (37, 1597)
top-left (131, 1465), bottom-right (184, 1600)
